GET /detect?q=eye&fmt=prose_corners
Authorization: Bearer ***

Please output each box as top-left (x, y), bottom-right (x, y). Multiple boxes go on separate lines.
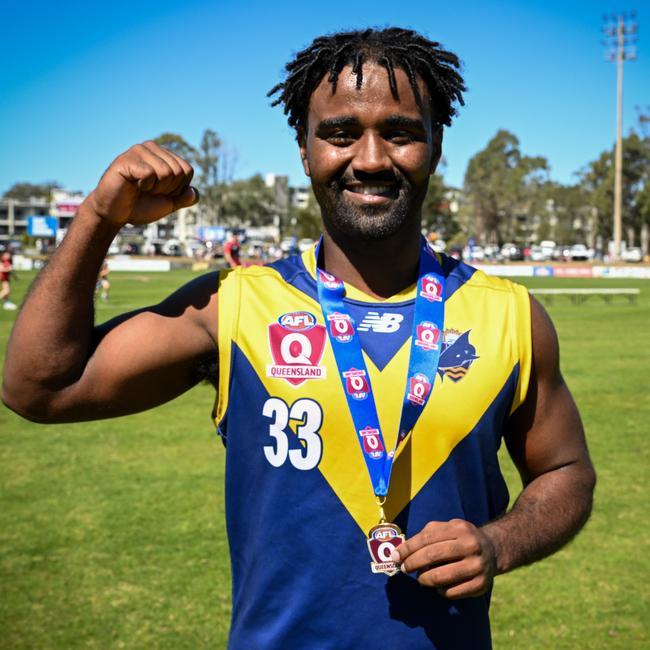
top-left (387, 130), bottom-right (416, 144)
top-left (326, 131), bottom-right (355, 146)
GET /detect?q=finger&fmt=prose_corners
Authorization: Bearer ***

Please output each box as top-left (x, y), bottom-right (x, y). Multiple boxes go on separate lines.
top-left (437, 574), bottom-right (491, 600)
top-left (141, 141), bottom-right (188, 196)
top-left (399, 538), bottom-right (469, 574)
top-left (172, 186), bottom-right (200, 211)
top-left (417, 556), bottom-right (484, 589)
top-left (391, 521), bottom-right (461, 563)
top-left (130, 143), bottom-right (178, 195)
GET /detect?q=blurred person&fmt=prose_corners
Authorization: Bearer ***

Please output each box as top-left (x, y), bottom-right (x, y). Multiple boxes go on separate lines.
top-left (1, 252), bottom-right (17, 310)
top-left (2, 27), bottom-right (595, 649)
top-left (223, 232), bottom-right (241, 267)
top-left (95, 260), bottom-right (111, 301)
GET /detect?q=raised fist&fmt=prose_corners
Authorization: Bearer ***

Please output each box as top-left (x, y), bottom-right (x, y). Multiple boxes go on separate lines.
top-left (89, 141), bottom-right (198, 226)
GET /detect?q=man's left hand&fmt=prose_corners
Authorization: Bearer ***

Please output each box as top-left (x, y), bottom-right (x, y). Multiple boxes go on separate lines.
top-left (391, 519), bottom-right (497, 599)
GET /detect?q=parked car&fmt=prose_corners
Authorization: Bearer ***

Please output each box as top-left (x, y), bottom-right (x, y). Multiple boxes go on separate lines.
top-left (621, 247), bottom-right (643, 263)
top-left (529, 245), bottom-right (547, 262)
top-left (569, 244), bottom-right (593, 261)
top-left (500, 243), bottom-right (524, 261)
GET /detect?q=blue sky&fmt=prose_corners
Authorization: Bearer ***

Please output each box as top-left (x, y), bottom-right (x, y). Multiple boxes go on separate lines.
top-left (1, 0), bottom-right (647, 195)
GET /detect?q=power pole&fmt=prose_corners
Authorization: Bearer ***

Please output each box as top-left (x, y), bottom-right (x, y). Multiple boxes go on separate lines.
top-left (602, 12), bottom-right (637, 261)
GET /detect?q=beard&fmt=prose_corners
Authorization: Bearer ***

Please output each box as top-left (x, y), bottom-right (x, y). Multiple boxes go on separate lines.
top-left (313, 173), bottom-right (427, 241)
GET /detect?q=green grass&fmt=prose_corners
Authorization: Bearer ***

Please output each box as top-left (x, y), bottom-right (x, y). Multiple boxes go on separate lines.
top-left (1, 271), bottom-right (649, 648)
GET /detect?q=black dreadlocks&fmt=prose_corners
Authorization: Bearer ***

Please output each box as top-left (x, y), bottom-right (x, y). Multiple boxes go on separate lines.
top-left (267, 27), bottom-right (466, 134)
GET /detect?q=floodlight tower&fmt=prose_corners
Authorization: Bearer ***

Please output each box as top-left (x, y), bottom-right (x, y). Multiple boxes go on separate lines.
top-left (602, 12), bottom-right (637, 261)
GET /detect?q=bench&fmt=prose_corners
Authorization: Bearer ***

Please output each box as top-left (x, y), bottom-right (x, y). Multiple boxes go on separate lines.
top-left (529, 288), bottom-right (640, 305)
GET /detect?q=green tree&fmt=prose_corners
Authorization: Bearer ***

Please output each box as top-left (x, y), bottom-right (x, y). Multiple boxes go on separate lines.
top-left (294, 188), bottom-right (322, 239)
top-left (3, 182), bottom-right (62, 201)
top-left (421, 172), bottom-right (460, 239)
top-left (463, 130), bottom-right (548, 243)
top-left (579, 130), bottom-right (650, 243)
top-left (220, 175), bottom-right (276, 227)
top-left (194, 129), bottom-right (223, 223)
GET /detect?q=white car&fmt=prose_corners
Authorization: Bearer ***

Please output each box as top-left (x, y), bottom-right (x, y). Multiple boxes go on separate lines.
top-left (569, 244), bottom-right (592, 261)
top-left (621, 247), bottom-right (643, 263)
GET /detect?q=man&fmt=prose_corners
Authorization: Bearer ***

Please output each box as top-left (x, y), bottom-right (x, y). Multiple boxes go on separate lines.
top-left (2, 27), bottom-right (594, 649)
top-left (223, 232), bottom-right (241, 267)
top-left (1, 252), bottom-right (18, 310)
top-left (95, 259), bottom-right (111, 301)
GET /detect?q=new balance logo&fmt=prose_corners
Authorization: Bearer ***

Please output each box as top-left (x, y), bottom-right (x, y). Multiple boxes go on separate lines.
top-left (357, 312), bottom-right (404, 333)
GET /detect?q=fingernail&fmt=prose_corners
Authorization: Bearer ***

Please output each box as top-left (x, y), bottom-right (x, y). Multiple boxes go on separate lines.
top-left (391, 550), bottom-right (400, 563)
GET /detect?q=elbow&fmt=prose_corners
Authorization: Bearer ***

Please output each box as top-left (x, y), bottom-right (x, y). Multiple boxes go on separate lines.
top-left (1, 376), bottom-right (60, 424)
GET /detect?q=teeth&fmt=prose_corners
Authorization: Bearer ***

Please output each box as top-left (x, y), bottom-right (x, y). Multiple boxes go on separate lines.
top-left (351, 185), bottom-right (392, 195)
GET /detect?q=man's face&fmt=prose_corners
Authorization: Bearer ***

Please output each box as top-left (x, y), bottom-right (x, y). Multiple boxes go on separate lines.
top-left (300, 62), bottom-right (441, 241)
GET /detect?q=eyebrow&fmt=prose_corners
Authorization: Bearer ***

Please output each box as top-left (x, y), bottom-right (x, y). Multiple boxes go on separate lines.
top-left (315, 115), bottom-right (427, 132)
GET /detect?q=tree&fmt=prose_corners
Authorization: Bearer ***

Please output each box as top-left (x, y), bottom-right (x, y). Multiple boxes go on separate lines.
top-left (294, 188), bottom-right (322, 239)
top-left (194, 129), bottom-right (223, 223)
top-left (220, 175), bottom-right (276, 227)
top-left (3, 182), bottom-right (62, 201)
top-left (463, 130), bottom-right (548, 243)
top-left (421, 172), bottom-right (460, 240)
top-left (579, 130), bottom-right (650, 245)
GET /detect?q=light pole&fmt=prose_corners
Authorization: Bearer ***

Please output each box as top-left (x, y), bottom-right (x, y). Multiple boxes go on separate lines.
top-left (602, 12), bottom-right (637, 261)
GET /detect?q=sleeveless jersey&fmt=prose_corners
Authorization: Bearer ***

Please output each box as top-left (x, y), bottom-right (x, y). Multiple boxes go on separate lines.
top-left (213, 246), bottom-right (532, 649)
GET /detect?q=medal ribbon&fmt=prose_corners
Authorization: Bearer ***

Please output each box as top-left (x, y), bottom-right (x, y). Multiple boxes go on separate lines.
top-left (316, 236), bottom-right (446, 497)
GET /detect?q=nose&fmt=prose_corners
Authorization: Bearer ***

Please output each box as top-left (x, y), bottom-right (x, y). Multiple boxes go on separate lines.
top-left (351, 131), bottom-right (391, 174)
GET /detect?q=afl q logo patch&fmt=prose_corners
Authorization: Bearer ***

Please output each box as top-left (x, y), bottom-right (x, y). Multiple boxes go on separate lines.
top-left (267, 312), bottom-right (327, 387)
top-left (420, 274), bottom-right (443, 302)
top-left (327, 311), bottom-right (355, 342)
top-left (367, 523), bottom-right (405, 576)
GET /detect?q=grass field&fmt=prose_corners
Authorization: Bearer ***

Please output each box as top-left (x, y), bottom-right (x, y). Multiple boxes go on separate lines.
top-left (1, 269), bottom-right (648, 649)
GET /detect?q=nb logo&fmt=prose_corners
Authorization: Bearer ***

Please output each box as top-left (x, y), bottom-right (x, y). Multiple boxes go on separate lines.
top-left (357, 312), bottom-right (404, 333)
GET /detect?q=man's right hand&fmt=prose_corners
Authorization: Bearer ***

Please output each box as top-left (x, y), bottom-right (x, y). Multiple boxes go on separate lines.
top-left (89, 141), bottom-right (198, 226)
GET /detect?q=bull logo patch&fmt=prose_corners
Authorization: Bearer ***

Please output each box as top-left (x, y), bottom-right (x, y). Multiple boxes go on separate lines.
top-left (267, 312), bottom-right (327, 386)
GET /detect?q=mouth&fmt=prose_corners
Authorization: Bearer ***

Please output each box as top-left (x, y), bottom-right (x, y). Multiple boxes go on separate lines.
top-left (341, 181), bottom-right (400, 205)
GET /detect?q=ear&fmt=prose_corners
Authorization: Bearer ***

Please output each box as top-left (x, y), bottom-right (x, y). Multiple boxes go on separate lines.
top-left (297, 128), bottom-right (311, 177)
top-left (429, 126), bottom-right (443, 175)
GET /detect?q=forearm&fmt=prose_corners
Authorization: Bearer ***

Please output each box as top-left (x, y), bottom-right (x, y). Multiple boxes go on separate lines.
top-left (2, 200), bottom-right (120, 416)
top-left (482, 461), bottom-right (596, 574)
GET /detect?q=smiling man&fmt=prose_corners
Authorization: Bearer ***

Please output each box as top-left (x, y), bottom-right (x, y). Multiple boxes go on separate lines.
top-left (2, 27), bottom-right (595, 649)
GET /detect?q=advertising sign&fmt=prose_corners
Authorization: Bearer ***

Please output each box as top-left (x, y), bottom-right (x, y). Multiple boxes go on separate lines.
top-left (27, 216), bottom-right (59, 237)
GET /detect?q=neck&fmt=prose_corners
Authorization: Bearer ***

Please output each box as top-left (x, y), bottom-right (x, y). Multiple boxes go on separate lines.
top-left (320, 229), bottom-right (422, 300)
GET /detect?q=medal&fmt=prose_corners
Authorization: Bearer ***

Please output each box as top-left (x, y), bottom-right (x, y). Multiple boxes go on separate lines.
top-left (366, 497), bottom-right (404, 576)
top-left (316, 237), bottom-right (445, 575)
top-left (367, 523), bottom-right (405, 576)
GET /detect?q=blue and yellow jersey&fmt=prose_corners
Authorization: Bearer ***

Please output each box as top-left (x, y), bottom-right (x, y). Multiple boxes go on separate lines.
top-left (214, 246), bottom-right (531, 649)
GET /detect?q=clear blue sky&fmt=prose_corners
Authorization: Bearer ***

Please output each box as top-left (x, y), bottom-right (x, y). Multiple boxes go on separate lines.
top-left (1, 0), bottom-right (647, 195)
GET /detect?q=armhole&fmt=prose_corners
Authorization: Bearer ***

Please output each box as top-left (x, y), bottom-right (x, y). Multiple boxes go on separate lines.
top-left (510, 283), bottom-right (532, 415)
top-left (214, 267), bottom-right (241, 429)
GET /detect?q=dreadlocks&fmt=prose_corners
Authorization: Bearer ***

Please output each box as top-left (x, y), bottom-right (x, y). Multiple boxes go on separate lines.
top-left (267, 27), bottom-right (466, 134)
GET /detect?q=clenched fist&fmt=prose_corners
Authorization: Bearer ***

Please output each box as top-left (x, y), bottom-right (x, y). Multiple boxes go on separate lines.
top-left (88, 141), bottom-right (198, 226)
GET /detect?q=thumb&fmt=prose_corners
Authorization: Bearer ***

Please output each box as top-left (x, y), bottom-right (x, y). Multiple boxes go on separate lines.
top-left (173, 186), bottom-right (200, 211)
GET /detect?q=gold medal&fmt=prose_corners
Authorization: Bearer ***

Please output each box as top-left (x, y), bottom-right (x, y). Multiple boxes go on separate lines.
top-left (367, 522), bottom-right (405, 576)
top-left (366, 497), bottom-right (404, 576)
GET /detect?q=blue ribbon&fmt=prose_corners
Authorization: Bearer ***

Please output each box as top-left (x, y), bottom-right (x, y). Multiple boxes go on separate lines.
top-left (316, 237), bottom-right (446, 497)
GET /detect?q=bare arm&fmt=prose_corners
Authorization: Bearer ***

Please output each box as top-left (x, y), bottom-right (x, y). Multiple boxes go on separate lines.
top-left (392, 296), bottom-right (596, 598)
top-left (1, 142), bottom-right (218, 423)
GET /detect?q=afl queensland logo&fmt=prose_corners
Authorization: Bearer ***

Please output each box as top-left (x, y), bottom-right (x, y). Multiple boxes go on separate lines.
top-left (359, 426), bottom-right (385, 459)
top-left (414, 321), bottom-right (441, 351)
top-left (318, 269), bottom-right (344, 291)
top-left (267, 312), bottom-right (327, 386)
top-left (342, 368), bottom-right (370, 400)
top-left (407, 373), bottom-right (432, 406)
top-left (327, 311), bottom-right (355, 342)
top-left (419, 274), bottom-right (443, 302)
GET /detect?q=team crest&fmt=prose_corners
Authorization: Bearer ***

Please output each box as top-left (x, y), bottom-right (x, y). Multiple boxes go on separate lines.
top-left (343, 368), bottom-right (370, 400)
top-left (267, 312), bottom-right (327, 386)
top-left (407, 373), bottom-right (432, 406)
top-left (419, 274), bottom-right (443, 302)
top-left (437, 329), bottom-right (479, 382)
top-left (359, 425), bottom-right (384, 459)
top-left (328, 311), bottom-right (355, 342)
top-left (414, 321), bottom-right (441, 351)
